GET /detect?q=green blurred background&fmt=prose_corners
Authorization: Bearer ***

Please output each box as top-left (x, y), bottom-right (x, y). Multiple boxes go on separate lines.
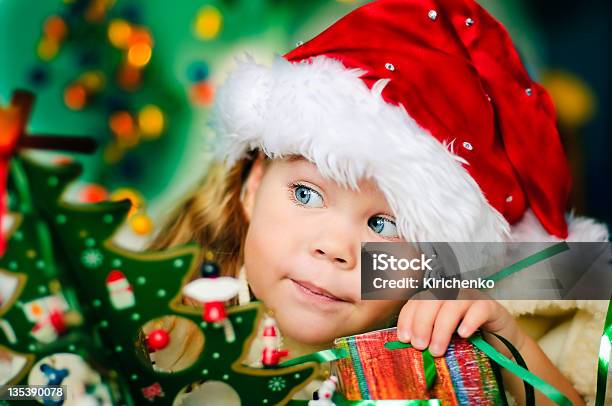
top-left (0, 0), bottom-right (609, 246)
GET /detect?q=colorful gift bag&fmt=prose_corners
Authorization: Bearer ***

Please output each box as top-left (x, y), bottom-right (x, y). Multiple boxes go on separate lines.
top-left (332, 328), bottom-right (505, 405)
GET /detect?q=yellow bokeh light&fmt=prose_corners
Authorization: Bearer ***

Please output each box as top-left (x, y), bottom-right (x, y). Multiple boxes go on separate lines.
top-left (130, 212), bottom-right (153, 235)
top-left (194, 6), bottom-right (222, 40)
top-left (542, 70), bottom-right (596, 129)
top-left (138, 104), bottom-right (165, 138)
top-left (108, 19), bottom-right (132, 48)
top-left (37, 38), bottom-right (59, 60)
top-left (127, 42), bottom-right (152, 67)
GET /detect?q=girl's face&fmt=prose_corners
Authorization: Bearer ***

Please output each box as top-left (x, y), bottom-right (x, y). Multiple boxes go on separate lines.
top-left (242, 154), bottom-right (404, 345)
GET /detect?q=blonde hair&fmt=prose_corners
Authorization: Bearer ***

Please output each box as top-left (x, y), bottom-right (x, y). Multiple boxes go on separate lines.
top-left (150, 150), bottom-right (263, 279)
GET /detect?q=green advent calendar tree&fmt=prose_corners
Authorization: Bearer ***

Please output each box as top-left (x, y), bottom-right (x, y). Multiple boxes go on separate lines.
top-left (0, 152), bottom-right (317, 404)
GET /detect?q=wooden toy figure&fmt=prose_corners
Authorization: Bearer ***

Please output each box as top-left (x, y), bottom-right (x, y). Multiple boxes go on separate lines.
top-left (182, 276), bottom-right (240, 342)
top-left (261, 317), bottom-right (289, 367)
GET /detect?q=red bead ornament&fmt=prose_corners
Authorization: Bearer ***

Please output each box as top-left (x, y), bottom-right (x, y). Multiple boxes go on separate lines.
top-left (147, 329), bottom-right (169, 351)
top-left (203, 301), bottom-right (226, 323)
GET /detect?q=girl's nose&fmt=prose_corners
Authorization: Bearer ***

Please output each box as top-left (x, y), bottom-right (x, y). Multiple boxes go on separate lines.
top-left (310, 220), bottom-right (358, 270)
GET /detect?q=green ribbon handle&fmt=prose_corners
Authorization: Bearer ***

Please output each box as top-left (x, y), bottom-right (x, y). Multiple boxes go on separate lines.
top-left (469, 335), bottom-right (572, 406)
top-left (595, 297), bottom-right (612, 406)
top-left (276, 348), bottom-right (349, 368)
top-left (488, 333), bottom-right (534, 406)
top-left (485, 242), bottom-right (569, 283)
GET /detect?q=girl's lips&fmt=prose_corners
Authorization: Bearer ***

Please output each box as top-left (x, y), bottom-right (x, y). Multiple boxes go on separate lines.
top-left (290, 279), bottom-right (347, 303)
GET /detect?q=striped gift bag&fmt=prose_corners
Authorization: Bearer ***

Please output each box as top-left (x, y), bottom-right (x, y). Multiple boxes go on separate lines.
top-left (332, 328), bottom-right (505, 405)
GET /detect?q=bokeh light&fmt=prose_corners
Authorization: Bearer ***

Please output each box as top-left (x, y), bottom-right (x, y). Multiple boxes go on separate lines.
top-left (43, 15), bottom-right (67, 42)
top-left (138, 105), bottom-right (165, 138)
top-left (127, 43), bottom-right (152, 67)
top-left (126, 28), bottom-right (152, 48)
top-left (64, 84), bottom-right (87, 110)
top-left (108, 19), bottom-right (132, 49)
top-left (130, 211), bottom-right (153, 235)
top-left (37, 37), bottom-right (59, 60)
top-left (194, 6), bottom-right (222, 40)
top-left (109, 111), bottom-right (135, 138)
top-left (189, 81), bottom-right (214, 106)
top-left (543, 70), bottom-right (596, 129)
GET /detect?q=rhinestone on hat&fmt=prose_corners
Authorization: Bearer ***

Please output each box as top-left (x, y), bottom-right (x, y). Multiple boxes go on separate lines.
top-left (506, 195), bottom-right (513, 203)
top-left (428, 10), bottom-right (438, 20)
top-left (525, 87), bottom-right (533, 96)
top-left (462, 141), bottom-right (473, 150)
top-left (295, 40), bottom-right (304, 47)
top-left (385, 63), bottom-right (395, 71)
top-left (465, 17), bottom-right (475, 26)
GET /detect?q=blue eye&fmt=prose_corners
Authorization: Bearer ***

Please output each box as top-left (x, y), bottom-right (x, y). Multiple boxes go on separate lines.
top-left (293, 184), bottom-right (324, 208)
top-left (368, 216), bottom-right (398, 238)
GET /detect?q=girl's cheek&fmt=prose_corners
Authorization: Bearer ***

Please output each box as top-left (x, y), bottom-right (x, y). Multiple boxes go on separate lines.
top-left (243, 225), bottom-right (281, 301)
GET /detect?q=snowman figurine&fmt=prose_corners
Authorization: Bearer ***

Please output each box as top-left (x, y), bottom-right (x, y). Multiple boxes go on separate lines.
top-left (309, 376), bottom-right (338, 406)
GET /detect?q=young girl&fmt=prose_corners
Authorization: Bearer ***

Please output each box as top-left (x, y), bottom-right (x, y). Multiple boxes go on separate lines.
top-left (152, 0), bottom-right (609, 403)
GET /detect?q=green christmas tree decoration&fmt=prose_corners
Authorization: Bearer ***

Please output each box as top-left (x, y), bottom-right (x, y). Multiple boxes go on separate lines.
top-left (1, 154), bottom-right (318, 405)
top-left (0, 90), bottom-right (124, 404)
top-left (0, 165), bottom-right (126, 403)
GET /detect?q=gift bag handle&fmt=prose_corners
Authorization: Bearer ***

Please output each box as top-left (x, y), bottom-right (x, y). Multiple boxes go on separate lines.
top-left (467, 333), bottom-right (571, 406)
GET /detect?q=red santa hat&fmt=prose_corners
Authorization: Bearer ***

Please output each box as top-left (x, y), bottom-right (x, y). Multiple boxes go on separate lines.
top-left (213, 0), bottom-right (608, 243)
top-left (106, 270), bottom-right (129, 287)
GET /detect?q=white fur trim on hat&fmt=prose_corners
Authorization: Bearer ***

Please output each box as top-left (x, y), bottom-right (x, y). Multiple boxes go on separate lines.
top-left (212, 55), bottom-right (509, 242)
top-left (510, 209), bottom-right (609, 242)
